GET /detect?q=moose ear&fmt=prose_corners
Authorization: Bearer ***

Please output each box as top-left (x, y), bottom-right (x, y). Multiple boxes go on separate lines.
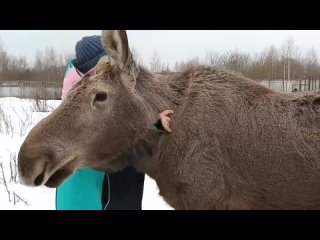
top-left (101, 30), bottom-right (133, 71)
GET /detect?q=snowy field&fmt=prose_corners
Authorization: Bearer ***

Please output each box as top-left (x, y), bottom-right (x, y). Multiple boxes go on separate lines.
top-left (0, 97), bottom-right (172, 210)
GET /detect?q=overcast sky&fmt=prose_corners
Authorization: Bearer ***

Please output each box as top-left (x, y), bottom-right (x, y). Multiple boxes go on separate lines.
top-left (1, 30), bottom-right (320, 68)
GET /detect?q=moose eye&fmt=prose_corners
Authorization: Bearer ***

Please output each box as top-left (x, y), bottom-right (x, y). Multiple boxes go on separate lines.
top-left (94, 91), bottom-right (108, 103)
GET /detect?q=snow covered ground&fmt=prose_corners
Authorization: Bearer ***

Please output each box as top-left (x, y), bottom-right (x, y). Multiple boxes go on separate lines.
top-left (0, 97), bottom-right (172, 210)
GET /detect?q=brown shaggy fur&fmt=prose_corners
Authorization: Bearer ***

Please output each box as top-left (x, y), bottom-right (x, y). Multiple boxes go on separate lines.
top-left (18, 31), bottom-right (320, 209)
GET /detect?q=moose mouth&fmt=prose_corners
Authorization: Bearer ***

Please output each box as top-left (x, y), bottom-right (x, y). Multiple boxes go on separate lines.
top-left (44, 168), bottom-right (74, 188)
top-left (41, 158), bottom-right (78, 188)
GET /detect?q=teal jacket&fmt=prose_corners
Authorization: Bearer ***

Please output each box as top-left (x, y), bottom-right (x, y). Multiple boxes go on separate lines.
top-left (56, 169), bottom-right (107, 210)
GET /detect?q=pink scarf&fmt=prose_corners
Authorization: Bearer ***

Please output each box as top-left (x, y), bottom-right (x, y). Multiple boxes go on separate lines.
top-left (61, 64), bottom-right (83, 100)
top-left (61, 57), bottom-right (109, 100)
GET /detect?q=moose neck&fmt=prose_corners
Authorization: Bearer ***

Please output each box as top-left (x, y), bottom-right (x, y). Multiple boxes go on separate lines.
top-left (127, 69), bottom-right (186, 177)
top-left (134, 69), bottom-right (184, 119)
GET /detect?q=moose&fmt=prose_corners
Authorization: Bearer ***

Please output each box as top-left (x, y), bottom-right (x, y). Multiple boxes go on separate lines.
top-left (18, 30), bottom-right (320, 209)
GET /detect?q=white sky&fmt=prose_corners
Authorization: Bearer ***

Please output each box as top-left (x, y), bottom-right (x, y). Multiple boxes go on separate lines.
top-left (1, 30), bottom-right (320, 68)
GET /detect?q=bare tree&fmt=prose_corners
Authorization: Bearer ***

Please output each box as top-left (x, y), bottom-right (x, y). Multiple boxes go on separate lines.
top-left (305, 47), bottom-right (319, 77)
top-left (0, 32), bottom-right (320, 92)
top-left (32, 47), bottom-right (66, 83)
top-left (165, 64), bottom-right (170, 73)
top-left (131, 46), bottom-right (145, 67)
top-left (206, 51), bottom-right (222, 67)
top-left (34, 50), bottom-right (44, 72)
top-left (0, 162), bottom-right (11, 202)
top-left (265, 45), bottom-right (278, 80)
top-left (0, 35), bottom-right (3, 49)
top-left (219, 49), bottom-right (251, 74)
top-left (12, 106), bottom-right (33, 137)
top-left (17, 56), bottom-right (28, 72)
top-left (8, 151), bottom-right (17, 183)
top-left (0, 103), bottom-right (14, 137)
top-left (280, 36), bottom-right (299, 82)
top-left (149, 51), bottom-right (163, 72)
top-left (0, 36), bottom-right (3, 73)
top-left (0, 38), bottom-right (9, 75)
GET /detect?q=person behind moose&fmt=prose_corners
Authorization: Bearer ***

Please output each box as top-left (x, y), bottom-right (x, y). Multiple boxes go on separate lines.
top-left (57, 35), bottom-right (174, 210)
top-left (57, 35), bottom-right (146, 210)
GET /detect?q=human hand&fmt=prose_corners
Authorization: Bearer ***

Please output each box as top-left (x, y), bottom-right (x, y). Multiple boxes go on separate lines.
top-left (159, 110), bottom-right (174, 133)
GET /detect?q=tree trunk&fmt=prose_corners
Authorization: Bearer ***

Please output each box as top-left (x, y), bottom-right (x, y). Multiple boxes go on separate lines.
top-left (288, 59), bottom-right (291, 82)
top-left (283, 61), bottom-right (286, 91)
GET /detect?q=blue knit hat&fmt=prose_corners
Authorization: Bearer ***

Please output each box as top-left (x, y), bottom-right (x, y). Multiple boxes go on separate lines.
top-left (75, 35), bottom-right (107, 74)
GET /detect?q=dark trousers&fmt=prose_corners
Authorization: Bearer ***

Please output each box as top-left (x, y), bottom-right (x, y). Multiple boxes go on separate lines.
top-left (102, 166), bottom-right (145, 210)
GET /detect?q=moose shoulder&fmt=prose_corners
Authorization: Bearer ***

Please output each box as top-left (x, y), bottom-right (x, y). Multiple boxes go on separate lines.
top-left (18, 30), bottom-right (320, 210)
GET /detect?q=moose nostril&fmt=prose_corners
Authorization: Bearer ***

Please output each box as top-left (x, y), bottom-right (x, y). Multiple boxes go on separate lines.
top-left (34, 170), bottom-right (45, 186)
top-left (94, 92), bottom-right (108, 103)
